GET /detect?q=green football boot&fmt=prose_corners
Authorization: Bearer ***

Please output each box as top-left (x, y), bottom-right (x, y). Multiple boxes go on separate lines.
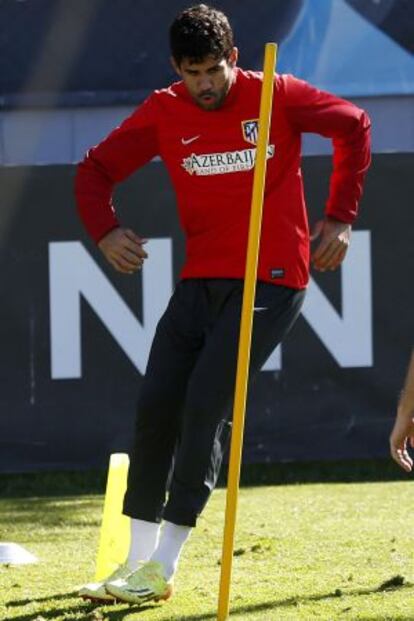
top-left (106, 560), bottom-right (173, 605)
top-left (79, 562), bottom-right (132, 602)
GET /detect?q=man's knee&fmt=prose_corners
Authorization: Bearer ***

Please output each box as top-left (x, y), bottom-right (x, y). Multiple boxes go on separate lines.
top-left (184, 385), bottom-right (231, 426)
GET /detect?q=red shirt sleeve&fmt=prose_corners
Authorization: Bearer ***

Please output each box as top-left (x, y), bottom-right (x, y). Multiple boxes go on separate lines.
top-left (282, 75), bottom-right (371, 223)
top-left (75, 95), bottom-right (159, 242)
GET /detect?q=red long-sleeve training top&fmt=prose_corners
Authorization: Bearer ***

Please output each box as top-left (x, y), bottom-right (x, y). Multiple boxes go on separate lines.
top-left (75, 68), bottom-right (371, 289)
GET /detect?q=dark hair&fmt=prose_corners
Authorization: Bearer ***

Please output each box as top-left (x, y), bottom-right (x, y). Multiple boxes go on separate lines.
top-left (170, 4), bottom-right (234, 66)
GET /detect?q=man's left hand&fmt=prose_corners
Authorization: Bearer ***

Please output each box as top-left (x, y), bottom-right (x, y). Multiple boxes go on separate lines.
top-left (311, 217), bottom-right (352, 272)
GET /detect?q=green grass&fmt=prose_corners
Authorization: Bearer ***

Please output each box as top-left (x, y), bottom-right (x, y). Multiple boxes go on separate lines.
top-left (1, 464), bottom-right (414, 620)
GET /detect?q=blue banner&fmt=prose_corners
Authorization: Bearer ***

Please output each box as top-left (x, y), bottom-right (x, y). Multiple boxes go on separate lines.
top-left (278, 0), bottom-right (414, 96)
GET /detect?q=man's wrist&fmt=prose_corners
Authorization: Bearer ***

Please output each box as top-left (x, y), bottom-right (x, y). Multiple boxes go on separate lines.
top-left (97, 225), bottom-right (120, 246)
top-left (324, 214), bottom-right (353, 226)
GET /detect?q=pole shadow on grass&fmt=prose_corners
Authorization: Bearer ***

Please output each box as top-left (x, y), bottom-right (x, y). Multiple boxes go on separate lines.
top-left (6, 581), bottom-right (414, 621)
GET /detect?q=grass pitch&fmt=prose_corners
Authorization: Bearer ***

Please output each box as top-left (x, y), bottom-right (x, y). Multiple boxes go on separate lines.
top-left (0, 464), bottom-right (413, 621)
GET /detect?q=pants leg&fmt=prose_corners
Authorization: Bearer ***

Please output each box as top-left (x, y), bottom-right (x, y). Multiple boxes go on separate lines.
top-left (163, 282), bottom-right (305, 526)
top-left (123, 281), bottom-right (206, 522)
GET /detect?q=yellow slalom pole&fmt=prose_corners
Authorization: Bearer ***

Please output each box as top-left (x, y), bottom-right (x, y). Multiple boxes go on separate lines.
top-left (217, 43), bottom-right (278, 621)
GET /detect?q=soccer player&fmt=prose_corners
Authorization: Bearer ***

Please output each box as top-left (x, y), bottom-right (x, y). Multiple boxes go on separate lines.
top-left (76, 3), bottom-right (371, 605)
top-left (390, 351), bottom-right (414, 472)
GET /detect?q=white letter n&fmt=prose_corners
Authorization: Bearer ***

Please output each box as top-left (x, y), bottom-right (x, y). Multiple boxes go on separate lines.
top-left (262, 230), bottom-right (373, 370)
top-left (49, 239), bottom-right (172, 379)
top-left (302, 230), bottom-right (372, 367)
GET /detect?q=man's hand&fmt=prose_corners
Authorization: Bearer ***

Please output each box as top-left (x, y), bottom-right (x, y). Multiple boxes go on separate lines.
top-left (390, 352), bottom-right (414, 472)
top-left (390, 413), bottom-right (414, 473)
top-left (311, 217), bottom-right (351, 271)
top-left (98, 227), bottom-right (148, 274)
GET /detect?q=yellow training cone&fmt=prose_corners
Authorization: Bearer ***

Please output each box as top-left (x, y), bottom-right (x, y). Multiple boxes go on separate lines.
top-left (95, 453), bottom-right (131, 581)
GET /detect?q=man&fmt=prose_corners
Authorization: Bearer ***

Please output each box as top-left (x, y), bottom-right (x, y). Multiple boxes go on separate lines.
top-left (76, 3), bottom-right (371, 606)
top-left (390, 351), bottom-right (414, 472)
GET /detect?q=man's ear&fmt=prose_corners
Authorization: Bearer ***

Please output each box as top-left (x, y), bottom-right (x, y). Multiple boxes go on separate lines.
top-left (228, 47), bottom-right (238, 68)
top-left (170, 56), bottom-right (182, 77)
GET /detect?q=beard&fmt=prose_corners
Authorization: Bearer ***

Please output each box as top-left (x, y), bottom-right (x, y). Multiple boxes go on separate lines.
top-left (193, 75), bottom-right (233, 110)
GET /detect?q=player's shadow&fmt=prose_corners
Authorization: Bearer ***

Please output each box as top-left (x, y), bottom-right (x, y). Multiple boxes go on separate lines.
top-left (5, 591), bottom-right (80, 607)
top-left (4, 592), bottom-right (155, 620)
top-left (3, 600), bottom-right (154, 621)
top-left (6, 581), bottom-right (414, 621)
top-left (164, 581), bottom-right (414, 621)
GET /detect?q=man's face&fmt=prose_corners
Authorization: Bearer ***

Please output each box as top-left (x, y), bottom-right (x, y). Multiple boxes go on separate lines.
top-left (172, 48), bottom-right (238, 110)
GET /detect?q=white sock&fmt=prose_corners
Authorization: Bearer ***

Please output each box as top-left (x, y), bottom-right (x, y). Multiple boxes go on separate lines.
top-left (150, 521), bottom-right (192, 580)
top-left (127, 518), bottom-right (161, 567)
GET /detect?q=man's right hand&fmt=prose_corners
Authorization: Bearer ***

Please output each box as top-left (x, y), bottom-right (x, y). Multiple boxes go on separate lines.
top-left (98, 227), bottom-right (148, 273)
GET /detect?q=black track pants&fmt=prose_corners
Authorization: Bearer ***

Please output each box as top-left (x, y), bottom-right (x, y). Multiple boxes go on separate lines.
top-left (123, 279), bottom-right (305, 527)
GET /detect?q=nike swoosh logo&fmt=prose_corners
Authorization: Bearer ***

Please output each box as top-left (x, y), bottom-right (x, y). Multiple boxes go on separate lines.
top-left (254, 307), bottom-right (268, 312)
top-left (181, 135), bottom-right (200, 145)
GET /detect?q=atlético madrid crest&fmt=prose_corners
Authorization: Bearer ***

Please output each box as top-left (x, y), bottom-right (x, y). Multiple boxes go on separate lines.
top-left (242, 119), bottom-right (259, 145)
